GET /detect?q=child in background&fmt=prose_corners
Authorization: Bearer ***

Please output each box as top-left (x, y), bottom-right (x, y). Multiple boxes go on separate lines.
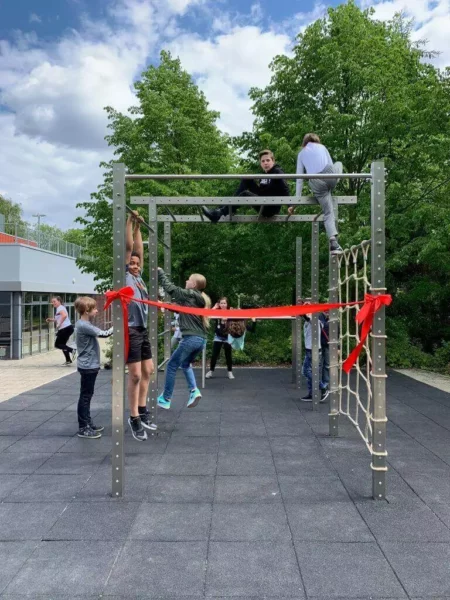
top-left (74, 297), bottom-right (113, 439)
top-left (157, 268), bottom-right (211, 410)
top-left (301, 300), bottom-right (329, 403)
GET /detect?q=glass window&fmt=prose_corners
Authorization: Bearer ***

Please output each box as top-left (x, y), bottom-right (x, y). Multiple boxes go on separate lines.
top-left (24, 292), bottom-right (32, 304)
top-left (0, 292), bottom-right (11, 304)
top-left (32, 294), bottom-right (41, 303)
top-left (22, 305), bottom-right (32, 356)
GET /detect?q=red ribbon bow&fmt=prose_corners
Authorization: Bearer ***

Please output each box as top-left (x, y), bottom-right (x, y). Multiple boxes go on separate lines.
top-left (104, 286), bottom-right (135, 361)
top-left (342, 294), bottom-right (392, 373)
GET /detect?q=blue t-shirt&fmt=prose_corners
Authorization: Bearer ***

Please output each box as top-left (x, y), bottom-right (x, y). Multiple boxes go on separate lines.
top-left (125, 267), bottom-right (149, 328)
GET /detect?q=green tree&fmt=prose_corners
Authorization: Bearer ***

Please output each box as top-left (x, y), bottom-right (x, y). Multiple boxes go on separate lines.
top-left (236, 1), bottom-right (450, 363)
top-left (0, 195), bottom-right (25, 225)
top-left (76, 51), bottom-right (234, 290)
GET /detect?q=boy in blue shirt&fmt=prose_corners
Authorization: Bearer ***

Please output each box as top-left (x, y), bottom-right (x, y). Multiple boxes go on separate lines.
top-left (74, 297), bottom-right (113, 438)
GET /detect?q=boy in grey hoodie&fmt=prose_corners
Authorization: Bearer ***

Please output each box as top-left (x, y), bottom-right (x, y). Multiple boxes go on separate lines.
top-left (74, 297), bottom-right (113, 438)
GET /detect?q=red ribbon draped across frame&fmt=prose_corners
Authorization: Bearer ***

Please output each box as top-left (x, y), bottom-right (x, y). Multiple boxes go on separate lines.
top-left (104, 287), bottom-right (392, 373)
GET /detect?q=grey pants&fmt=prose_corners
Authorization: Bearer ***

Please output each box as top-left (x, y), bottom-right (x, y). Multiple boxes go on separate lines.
top-left (309, 162), bottom-right (343, 239)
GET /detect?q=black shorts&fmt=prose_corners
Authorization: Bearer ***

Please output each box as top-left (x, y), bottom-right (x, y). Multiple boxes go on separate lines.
top-left (127, 326), bottom-right (152, 364)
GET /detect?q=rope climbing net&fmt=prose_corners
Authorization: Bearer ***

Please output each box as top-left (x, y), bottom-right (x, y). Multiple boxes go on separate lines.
top-left (337, 240), bottom-right (375, 452)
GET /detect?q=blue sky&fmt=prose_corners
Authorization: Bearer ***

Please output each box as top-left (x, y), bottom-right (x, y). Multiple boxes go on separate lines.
top-left (0, 0), bottom-right (448, 229)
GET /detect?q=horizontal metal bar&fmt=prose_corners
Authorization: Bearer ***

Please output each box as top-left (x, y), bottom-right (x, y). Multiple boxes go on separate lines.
top-left (155, 215), bottom-right (324, 222)
top-left (131, 196), bottom-right (357, 206)
top-left (158, 329), bottom-right (171, 337)
top-left (126, 204), bottom-right (155, 234)
top-left (158, 357), bottom-right (170, 370)
top-left (125, 173), bottom-right (371, 181)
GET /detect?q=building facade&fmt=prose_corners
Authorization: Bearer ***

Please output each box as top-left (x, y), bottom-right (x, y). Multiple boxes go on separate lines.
top-left (0, 242), bottom-right (110, 360)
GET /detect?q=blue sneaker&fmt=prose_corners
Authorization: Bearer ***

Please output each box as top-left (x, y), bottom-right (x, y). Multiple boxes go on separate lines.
top-left (157, 395), bottom-right (171, 410)
top-left (187, 388), bottom-right (202, 409)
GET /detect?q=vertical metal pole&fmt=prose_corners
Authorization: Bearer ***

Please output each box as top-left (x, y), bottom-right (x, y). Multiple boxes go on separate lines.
top-left (371, 160), bottom-right (387, 500)
top-left (292, 238), bottom-right (302, 388)
top-left (202, 344), bottom-right (206, 389)
top-left (311, 222), bottom-right (320, 410)
top-left (112, 163), bottom-right (126, 498)
top-left (148, 200), bottom-right (159, 425)
top-left (328, 200), bottom-right (340, 436)
top-left (163, 222), bottom-right (172, 368)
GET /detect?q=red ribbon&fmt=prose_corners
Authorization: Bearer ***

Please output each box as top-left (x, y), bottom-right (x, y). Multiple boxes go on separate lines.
top-left (342, 294), bottom-right (392, 373)
top-left (105, 287), bottom-right (391, 370)
top-left (104, 286), bottom-right (135, 361)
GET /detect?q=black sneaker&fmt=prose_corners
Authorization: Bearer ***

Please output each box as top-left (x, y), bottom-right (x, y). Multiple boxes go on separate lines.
top-left (89, 422), bottom-right (105, 433)
top-left (301, 394), bottom-right (313, 402)
top-left (320, 389), bottom-right (330, 403)
top-left (139, 410), bottom-right (157, 431)
top-left (202, 206), bottom-right (222, 223)
top-left (330, 239), bottom-right (344, 255)
top-left (128, 416), bottom-right (147, 442)
top-left (77, 425), bottom-right (101, 439)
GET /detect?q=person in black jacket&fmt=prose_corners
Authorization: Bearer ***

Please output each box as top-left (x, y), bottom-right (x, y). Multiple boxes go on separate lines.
top-left (202, 149), bottom-right (290, 223)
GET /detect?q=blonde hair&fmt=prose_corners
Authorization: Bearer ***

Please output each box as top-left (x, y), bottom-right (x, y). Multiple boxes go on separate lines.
top-left (75, 296), bottom-right (97, 315)
top-left (302, 133), bottom-right (321, 147)
top-left (259, 149), bottom-right (274, 160)
top-left (190, 273), bottom-right (211, 329)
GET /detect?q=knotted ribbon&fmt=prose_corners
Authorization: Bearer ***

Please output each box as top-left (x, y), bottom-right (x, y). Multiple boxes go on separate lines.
top-left (105, 287), bottom-right (391, 369)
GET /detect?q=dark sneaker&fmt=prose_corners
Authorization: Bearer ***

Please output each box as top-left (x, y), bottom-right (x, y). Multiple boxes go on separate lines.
top-left (89, 422), bottom-right (105, 433)
top-left (202, 206), bottom-right (222, 223)
top-left (320, 389), bottom-right (330, 403)
top-left (77, 425), bottom-right (101, 439)
top-left (330, 239), bottom-right (344, 255)
top-left (140, 410), bottom-right (157, 431)
top-left (301, 394), bottom-right (313, 402)
top-left (128, 416), bottom-right (147, 442)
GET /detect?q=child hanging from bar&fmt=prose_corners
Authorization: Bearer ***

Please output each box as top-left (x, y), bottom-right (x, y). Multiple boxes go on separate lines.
top-left (288, 133), bottom-right (344, 255)
top-left (74, 296), bottom-right (113, 438)
top-left (157, 268), bottom-right (211, 410)
top-left (126, 211), bottom-right (157, 442)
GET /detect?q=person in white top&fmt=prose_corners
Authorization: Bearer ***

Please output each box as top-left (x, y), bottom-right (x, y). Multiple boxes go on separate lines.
top-left (46, 296), bottom-right (75, 365)
top-left (288, 133), bottom-right (343, 254)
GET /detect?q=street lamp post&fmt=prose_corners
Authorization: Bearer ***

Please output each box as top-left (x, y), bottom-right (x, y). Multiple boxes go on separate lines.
top-left (32, 214), bottom-right (46, 248)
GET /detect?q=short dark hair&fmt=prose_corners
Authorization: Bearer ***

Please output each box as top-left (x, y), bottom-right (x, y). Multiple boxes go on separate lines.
top-left (131, 251), bottom-right (141, 260)
top-left (74, 296), bottom-right (96, 315)
top-left (259, 149), bottom-right (274, 160)
top-left (302, 133), bottom-right (321, 147)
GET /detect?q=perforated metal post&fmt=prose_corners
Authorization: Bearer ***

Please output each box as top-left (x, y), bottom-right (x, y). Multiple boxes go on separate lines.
top-left (370, 160), bottom-right (387, 500)
top-left (112, 163), bottom-right (126, 497)
top-left (202, 344), bottom-right (206, 389)
top-left (292, 238), bottom-right (302, 387)
top-left (311, 222), bottom-right (320, 410)
top-left (163, 222), bottom-right (172, 368)
top-left (148, 199), bottom-right (159, 425)
top-left (328, 200), bottom-right (339, 436)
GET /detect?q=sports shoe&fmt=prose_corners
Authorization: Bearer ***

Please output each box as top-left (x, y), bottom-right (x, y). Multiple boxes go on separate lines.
top-left (77, 425), bottom-right (101, 439)
top-left (187, 387), bottom-right (202, 409)
top-left (202, 206), bottom-right (222, 223)
top-left (140, 410), bottom-right (158, 431)
top-left (127, 416), bottom-right (147, 442)
top-left (89, 422), bottom-right (104, 433)
top-left (71, 348), bottom-right (77, 361)
top-left (157, 395), bottom-right (171, 410)
top-left (320, 389), bottom-right (330, 403)
top-left (205, 370), bottom-right (214, 379)
top-left (330, 239), bottom-right (344, 255)
top-left (62, 361), bottom-right (72, 366)
top-left (228, 372), bottom-right (235, 379)
top-left (301, 394), bottom-right (313, 402)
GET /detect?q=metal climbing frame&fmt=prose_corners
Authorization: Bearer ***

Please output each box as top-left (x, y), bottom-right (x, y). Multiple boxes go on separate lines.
top-left (111, 166), bottom-right (381, 498)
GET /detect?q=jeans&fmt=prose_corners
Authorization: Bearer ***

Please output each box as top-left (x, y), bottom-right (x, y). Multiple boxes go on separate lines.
top-left (55, 325), bottom-right (74, 362)
top-left (321, 346), bottom-right (330, 387)
top-left (210, 340), bottom-right (232, 371)
top-left (162, 335), bottom-right (205, 400)
top-left (309, 162), bottom-right (343, 239)
top-left (77, 368), bottom-right (99, 428)
top-left (302, 349), bottom-right (327, 396)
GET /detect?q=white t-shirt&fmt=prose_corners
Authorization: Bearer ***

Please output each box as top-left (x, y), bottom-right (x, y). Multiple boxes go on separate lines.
top-left (296, 143), bottom-right (333, 196)
top-left (55, 305), bottom-right (71, 330)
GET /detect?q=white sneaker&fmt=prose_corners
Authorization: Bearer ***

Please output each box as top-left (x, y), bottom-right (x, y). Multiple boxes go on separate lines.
top-left (228, 372), bottom-right (235, 380)
top-left (205, 371), bottom-right (214, 379)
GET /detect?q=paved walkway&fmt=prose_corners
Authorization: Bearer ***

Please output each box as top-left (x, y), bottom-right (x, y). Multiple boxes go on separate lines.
top-left (0, 368), bottom-right (450, 598)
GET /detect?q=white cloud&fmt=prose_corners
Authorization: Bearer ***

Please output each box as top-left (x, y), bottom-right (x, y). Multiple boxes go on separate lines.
top-left (169, 26), bottom-right (291, 134)
top-left (29, 13), bottom-right (42, 24)
top-left (360, 0), bottom-right (450, 67)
